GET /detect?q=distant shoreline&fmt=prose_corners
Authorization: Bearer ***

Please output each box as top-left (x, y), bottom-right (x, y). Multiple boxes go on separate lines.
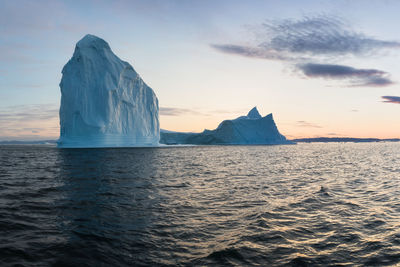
top-left (292, 137), bottom-right (400, 143)
top-left (0, 137), bottom-right (399, 145)
top-left (0, 140), bottom-right (57, 145)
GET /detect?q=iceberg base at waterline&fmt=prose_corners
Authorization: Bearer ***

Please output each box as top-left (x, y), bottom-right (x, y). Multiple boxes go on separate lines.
top-left (57, 134), bottom-right (159, 148)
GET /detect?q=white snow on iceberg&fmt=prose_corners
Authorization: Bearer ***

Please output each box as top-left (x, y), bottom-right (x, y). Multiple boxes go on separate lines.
top-left (160, 107), bottom-right (293, 145)
top-left (58, 34), bottom-right (159, 148)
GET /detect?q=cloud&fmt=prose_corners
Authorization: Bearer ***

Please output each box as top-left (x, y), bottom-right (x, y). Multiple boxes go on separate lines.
top-left (299, 63), bottom-right (384, 78)
top-left (258, 15), bottom-right (400, 56)
top-left (212, 15), bottom-right (400, 60)
top-left (0, 104), bottom-right (59, 122)
top-left (160, 107), bottom-right (246, 118)
top-left (326, 133), bottom-right (342, 136)
top-left (159, 107), bottom-right (204, 116)
top-left (211, 44), bottom-right (291, 61)
top-left (0, 0), bottom-right (69, 35)
top-left (381, 96), bottom-right (400, 104)
top-left (209, 108), bottom-right (249, 115)
top-left (297, 63), bottom-right (394, 87)
top-left (295, 120), bottom-right (322, 128)
top-left (0, 104), bottom-right (59, 139)
top-left (211, 15), bottom-right (399, 88)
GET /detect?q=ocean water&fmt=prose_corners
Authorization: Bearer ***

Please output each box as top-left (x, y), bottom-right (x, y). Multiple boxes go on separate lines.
top-left (1, 143), bottom-right (400, 266)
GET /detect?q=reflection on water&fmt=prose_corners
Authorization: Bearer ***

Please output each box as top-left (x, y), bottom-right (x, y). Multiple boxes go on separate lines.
top-left (56, 148), bottom-right (159, 265)
top-left (1, 143), bottom-right (400, 266)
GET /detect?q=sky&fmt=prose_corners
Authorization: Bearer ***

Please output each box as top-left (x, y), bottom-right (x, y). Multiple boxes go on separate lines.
top-left (1, 0), bottom-right (400, 140)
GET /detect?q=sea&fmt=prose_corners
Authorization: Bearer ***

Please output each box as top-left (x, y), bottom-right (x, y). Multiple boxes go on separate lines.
top-left (1, 143), bottom-right (400, 266)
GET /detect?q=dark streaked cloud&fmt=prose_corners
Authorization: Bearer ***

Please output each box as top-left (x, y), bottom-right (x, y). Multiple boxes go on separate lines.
top-left (299, 63), bottom-right (384, 78)
top-left (363, 76), bottom-right (394, 87)
top-left (212, 15), bottom-right (400, 60)
top-left (297, 63), bottom-right (394, 87)
top-left (381, 96), bottom-right (400, 104)
top-left (296, 120), bottom-right (322, 128)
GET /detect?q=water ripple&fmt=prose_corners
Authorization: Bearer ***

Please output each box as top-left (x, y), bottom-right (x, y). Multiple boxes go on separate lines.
top-left (1, 143), bottom-right (400, 266)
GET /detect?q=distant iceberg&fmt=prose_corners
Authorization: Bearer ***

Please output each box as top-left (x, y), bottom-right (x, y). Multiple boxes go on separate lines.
top-left (160, 107), bottom-right (293, 145)
top-left (58, 34), bottom-right (160, 148)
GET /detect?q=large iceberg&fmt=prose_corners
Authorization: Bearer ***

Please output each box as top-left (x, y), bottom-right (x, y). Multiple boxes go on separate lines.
top-left (160, 107), bottom-right (293, 145)
top-left (58, 34), bottom-right (159, 148)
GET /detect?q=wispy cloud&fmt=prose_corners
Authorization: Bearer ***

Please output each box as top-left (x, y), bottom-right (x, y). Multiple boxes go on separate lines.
top-left (159, 107), bottom-right (250, 118)
top-left (381, 96), bottom-right (400, 104)
top-left (0, 0), bottom-right (70, 35)
top-left (0, 104), bottom-right (58, 122)
top-left (212, 15), bottom-right (400, 60)
top-left (326, 133), bottom-right (342, 136)
top-left (0, 104), bottom-right (59, 139)
top-left (297, 63), bottom-right (394, 87)
top-left (159, 107), bottom-right (204, 116)
top-left (258, 15), bottom-right (400, 57)
top-left (211, 44), bottom-right (291, 61)
top-left (295, 120), bottom-right (322, 128)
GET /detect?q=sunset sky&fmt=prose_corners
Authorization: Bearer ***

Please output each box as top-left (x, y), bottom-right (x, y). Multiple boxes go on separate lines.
top-left (1, 0), bottom-right (400, 140)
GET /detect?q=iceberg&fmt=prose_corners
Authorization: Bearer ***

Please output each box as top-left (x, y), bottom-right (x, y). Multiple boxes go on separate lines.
top-left (160, 107), bottom-right (293, 145)
top-left (58, 34), bottom-right (159, 148)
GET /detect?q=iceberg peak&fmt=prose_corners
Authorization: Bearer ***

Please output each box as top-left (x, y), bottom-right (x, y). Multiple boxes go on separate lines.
top-left (76, 34), bottom-right (111, 50)
top-left (247, 107), bottom-right (262, 119)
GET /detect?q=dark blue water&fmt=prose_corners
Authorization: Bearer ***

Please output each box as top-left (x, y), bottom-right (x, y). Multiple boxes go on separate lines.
top-left (1, 143), bottom-right (400, 266)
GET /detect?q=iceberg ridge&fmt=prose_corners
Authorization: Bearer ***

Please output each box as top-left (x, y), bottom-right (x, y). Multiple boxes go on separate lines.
top-left (160, 107), bottom-right (293, 145)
